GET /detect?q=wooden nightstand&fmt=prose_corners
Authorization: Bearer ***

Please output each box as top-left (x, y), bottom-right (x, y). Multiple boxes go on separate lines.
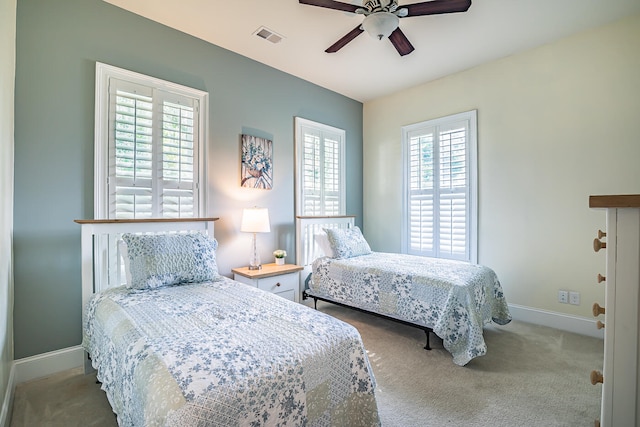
top-left (232, 263), bottom-right (303, 302)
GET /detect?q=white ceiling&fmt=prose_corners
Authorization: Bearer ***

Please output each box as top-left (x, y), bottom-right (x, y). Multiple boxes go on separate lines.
top-left (103, 0), bottom-right (640, 102)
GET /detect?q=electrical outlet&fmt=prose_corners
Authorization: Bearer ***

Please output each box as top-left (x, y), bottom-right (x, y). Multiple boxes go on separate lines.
top-left (558, 290), bottom-right (569, 304)
top-left (569, 291), bottom-right (580, 305)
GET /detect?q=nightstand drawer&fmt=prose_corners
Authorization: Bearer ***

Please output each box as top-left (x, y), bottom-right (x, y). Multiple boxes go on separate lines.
top-left (255, 272), bottom-right (297, 294)
top-left (232, 263), bottom-right (303, 302)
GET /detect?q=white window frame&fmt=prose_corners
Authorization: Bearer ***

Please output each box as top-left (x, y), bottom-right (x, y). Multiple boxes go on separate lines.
top-left (294, 117), bottom-right (346, 216)
top-left (401, 110), bottom-right (478, 263)
top-left (94, 62), bottom-right (208, 219)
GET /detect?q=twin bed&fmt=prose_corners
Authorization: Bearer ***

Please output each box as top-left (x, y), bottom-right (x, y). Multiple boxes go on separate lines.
top-left (78, 215), bottom-right (511, 425)
top-left (77, 218), bottom-right (380, 426)
top-left (296, 216), bottom-right (512, 367)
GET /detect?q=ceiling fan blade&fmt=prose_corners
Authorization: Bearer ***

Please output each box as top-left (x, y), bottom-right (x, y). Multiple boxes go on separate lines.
top-left (404, 0), bottom-right (471, 17)
top-left (299, 0), bottom-right (360, 13)
top-left (325, 26), bottom-right (365, 53)
top-left (388, 28), bottom-right (415, 56)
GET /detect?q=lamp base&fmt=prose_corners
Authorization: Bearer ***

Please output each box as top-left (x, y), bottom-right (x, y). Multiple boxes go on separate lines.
top-left (248, 232), bottom-right (262, 271)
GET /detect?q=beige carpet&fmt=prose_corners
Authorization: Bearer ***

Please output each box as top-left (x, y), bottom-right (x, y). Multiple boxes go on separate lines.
top-left (10, 367), bottom-right (116, 427)
top-left (319, 302), bottom-right (603, 426)
top-left (10, 301), bottom-right (603, 426)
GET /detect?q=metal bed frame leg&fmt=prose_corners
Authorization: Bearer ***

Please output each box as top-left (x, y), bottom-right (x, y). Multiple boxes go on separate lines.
top-left (302, 289), bottom-right (319, 310)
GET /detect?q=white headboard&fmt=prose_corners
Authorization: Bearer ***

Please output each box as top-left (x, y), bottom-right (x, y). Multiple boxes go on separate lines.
top-left (295, 216), bottom-right (355, 285)
top-left (75, 218), bottom-right (218, 318)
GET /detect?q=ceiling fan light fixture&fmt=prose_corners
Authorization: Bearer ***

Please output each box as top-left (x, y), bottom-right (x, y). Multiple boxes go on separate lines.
top-left (362, 12), bottom-right (399, 40)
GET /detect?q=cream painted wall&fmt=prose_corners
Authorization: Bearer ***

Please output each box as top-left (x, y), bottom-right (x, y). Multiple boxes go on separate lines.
top-left (363, 14), bottom-right (640, 319)
top-left (0, 0), bottom-right (16, 421)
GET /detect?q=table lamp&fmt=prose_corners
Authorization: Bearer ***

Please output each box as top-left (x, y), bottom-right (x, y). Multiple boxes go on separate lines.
top-left (240, 207), bottom-right (271, 270)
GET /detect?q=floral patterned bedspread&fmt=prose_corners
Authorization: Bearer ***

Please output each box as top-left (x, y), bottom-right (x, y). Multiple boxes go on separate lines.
top-left (83, 277), bottom-right (380, 426)
top-left (310, 253), bottom-right (512, 366)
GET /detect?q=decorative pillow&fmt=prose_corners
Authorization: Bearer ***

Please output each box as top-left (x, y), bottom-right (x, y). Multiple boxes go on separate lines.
top-left (324, 226), bottom-right (372, 259)
top-left (314, 231), bottom-right (335, 258)
top-left (122, 232), bottom-right (219, 290)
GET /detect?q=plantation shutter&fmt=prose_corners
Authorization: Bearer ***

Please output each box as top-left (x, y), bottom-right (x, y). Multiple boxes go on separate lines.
top-left (321, 130), bottom-right (342, 216)
top-left (408, 129), bottom-right (435, 254)
top-left (438, 122), bottom-right (468, 258)
top-left (296, 118), bottom-right (345, 216)
top-left (301, 126), bottom-right (322, 215)
top-left (406, 116), bottom-right (472, 261)
top-left (160, 96), bottom-right (198, 218)
top-left (108, 78), bottom-right (199, 219)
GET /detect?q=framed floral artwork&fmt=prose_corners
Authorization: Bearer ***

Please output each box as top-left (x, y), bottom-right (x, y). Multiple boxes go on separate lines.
top-left (241, 134), bottom-right (273, 189)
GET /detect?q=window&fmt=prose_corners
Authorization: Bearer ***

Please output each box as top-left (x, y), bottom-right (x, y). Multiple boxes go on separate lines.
top-left (94, 62), bottom-right (208, 219)
top-left (402, 110), bottom-right (477, 263)
top-left (295, 117), bottom-right (346, 216)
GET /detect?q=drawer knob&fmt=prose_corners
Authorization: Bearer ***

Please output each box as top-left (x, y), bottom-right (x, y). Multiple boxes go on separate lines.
top-left (590, 370), bottom-right (603, 385)
top-left (597, 229), bottom-right (606, 239)
top-left (592, 302), bottom-right (605, 317)
top-left (276, 282), bottom-right (281, 287)
top-left (593, 238), bottom-right (606, 252)
top-left (597, 273), bottom-right (606, 283)
top-left (596, 320), bottom-right (605, 329)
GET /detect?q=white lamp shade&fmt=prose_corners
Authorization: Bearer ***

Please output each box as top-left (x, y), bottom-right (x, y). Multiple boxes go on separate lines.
top-left (241, 207), bottom-right (271, 233)
top-left (362, 12), bottom-right (399, 40)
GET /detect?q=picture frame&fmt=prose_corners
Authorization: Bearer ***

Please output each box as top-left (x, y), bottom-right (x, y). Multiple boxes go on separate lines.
top-left (241, 134), bottom-right (273, 189)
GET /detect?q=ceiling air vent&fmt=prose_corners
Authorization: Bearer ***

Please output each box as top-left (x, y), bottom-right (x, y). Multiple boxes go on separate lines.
top-left (254, 26), bottom-right (284, 44)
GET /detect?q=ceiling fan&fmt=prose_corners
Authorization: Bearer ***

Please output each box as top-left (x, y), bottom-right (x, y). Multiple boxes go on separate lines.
top-left (299, 0), bottom-right (472, 56)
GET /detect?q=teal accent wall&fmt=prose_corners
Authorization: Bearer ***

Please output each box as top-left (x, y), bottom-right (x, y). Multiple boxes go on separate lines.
top-left (14, 0), bottom-right (363, 358)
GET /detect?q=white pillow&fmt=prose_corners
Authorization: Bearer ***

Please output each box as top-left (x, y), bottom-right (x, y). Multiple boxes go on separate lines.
top-left (118, 239), bottom-right (133, 286)
top-left (314, 231), bottom-right (335, 258)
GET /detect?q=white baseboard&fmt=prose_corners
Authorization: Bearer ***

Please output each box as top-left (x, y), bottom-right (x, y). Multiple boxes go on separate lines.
top-left (13, 346), bottom-right (84, 385)
top-left (0, 364), bottom-right (15, 427)
top-left (508, 303), bottom-right (604, 339)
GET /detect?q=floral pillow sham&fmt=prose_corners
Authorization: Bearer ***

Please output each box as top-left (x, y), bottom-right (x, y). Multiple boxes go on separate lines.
top-left (122, 232), bottom-right (219, 290)
top-left (324, 226), bottom-right (372, 259)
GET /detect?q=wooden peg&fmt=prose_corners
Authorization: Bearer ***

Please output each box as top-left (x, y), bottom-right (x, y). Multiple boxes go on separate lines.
top-left (593, 238), bottom-right (606, 252)
top-left (590, 370), bottom-right (603, 385)
top-left (597, 229), bottom-right (606, 239)
top-left (596, 320), bottom-right (605, 329)
top-left (597, 273), bottom-right (606, 283)
top-left (592, 302), bottom-right (605, 317)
